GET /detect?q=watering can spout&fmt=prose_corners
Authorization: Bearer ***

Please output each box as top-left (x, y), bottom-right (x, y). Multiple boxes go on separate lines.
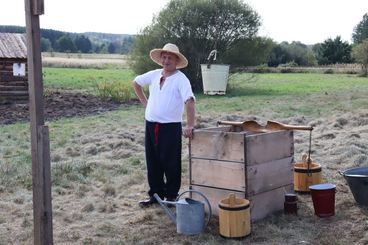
top-left (153, 193), bottom-right (177, 224)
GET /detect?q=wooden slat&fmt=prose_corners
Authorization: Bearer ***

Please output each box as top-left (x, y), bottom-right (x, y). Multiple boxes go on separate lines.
top-left (0, 96), bottom-right (29, 101)
top-left (191, 158), bottom-right (245, 191)
top-left (246, 130), bottom-right (294, 165)
top-left (0, 90), bottom-right (28, 96)
top-left (0, 66), bottom-right (13, 70)
top-left (0, 85), bottom-right (28, 91)
top-left (191, 184), bottom-right (294, 221)
top-left (246, 156), bottom-right (294, 195)
top-left (190, 185), bottom-right (245, 216)
top-left (0, 81), bottom-right (28, 86)
top-left (0, 74), bottom-right (28, 82)
top-left (248, 184), bottom-right (293, 221)
top-left (190, 157), bottom-right (293, 196)
top-left (191, 128), bottom-right (245, 162)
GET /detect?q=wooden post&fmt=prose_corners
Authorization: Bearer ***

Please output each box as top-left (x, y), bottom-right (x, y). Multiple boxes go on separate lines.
top-left (25, 0), bottom-right (53, 244)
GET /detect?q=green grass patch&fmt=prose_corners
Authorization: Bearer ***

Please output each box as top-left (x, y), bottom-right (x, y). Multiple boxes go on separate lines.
top-left (43, 67), bottom-right (136, 93)
top-left (95, 80), bottom-right (135, 102)
top-left (196, 72), bottom-right (368, 117)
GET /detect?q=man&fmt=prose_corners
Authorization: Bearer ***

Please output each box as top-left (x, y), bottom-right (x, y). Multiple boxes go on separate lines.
top-left (133, 43), bottom-right (195, 207)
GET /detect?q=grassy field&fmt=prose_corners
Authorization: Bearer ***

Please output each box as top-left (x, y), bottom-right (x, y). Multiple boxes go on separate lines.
top-left (42, 52), bottom-right (129, 69)
top-left (43, 67), bottom-right (136, 92)
top-left (1, 67), bottom-right (368, 244)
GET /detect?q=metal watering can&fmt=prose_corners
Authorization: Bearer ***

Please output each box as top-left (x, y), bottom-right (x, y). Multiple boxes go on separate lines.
top-left (153, 190), bottom-right (212, 235)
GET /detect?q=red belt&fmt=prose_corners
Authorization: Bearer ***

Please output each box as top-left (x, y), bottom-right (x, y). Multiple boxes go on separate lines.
top-left (154, 123), bottom-right (160, 145)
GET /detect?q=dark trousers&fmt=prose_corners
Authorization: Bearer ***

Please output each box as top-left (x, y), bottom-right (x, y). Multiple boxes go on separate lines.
top-left (145, 120), bottom-right (182, 199)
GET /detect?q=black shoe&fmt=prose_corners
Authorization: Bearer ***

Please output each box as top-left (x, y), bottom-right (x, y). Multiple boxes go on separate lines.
top-left (139, 196), bottom-right (158, 208)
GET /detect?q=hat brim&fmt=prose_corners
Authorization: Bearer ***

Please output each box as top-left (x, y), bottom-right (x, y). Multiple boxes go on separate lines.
top-left (150, 49), bottom-right (188, 69)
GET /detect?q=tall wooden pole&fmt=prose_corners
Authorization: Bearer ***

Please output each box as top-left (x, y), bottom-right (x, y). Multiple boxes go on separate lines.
top-left (25, 0), bottom-right (54, 244)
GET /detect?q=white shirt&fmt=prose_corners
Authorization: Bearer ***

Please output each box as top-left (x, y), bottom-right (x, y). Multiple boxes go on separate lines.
top-left (134, 69), bottom-right (195, 123)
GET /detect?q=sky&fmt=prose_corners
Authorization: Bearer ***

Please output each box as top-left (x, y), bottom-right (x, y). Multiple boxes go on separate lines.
top-left (1, 0), bottom-right (367, 45)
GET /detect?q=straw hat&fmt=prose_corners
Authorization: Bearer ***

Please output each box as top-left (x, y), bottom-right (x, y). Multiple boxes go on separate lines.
top-left (150, 43), bottom-right (188, 69)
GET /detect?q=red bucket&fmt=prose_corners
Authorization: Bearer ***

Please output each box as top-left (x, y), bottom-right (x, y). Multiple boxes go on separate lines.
top-left (309, 183), bottom-right (336, 217)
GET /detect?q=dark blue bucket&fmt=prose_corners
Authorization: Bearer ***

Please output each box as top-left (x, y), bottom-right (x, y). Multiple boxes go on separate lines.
top-left (340, 166), bottom-right (368, 206)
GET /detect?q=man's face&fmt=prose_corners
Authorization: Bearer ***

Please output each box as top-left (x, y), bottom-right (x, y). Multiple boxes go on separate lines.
top-left (160, 52), bottom-right (179, 72)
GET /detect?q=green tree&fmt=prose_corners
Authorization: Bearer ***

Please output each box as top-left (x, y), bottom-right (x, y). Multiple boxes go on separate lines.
top-left (352, 13), bottom-right (368, 44)
top-left (108, 42), bottom-right (117, 53)
top-left (129, 0), bottom-right (260, 91)
top-left (268, 43), bottom-right (290, 67)
top-left (121, 36), bottom-right (135, 54)
top-left (222, 37), bottom-right (276, 66)
top-left (315, 36), bottom-right (352, 65)
top-left (57, 35), bottom-right (76, 53)
top-left (74, 35), bottom-right (92, 53)
top-left (40, 37), bottom-right (52, 52)
top-left (268, 41), bottom-right (317, 67)
top-left (352, 39), bottom-right (368, 76)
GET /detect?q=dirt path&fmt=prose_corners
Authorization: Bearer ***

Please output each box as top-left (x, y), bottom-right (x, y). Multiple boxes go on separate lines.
top-left (0, 91), bottom-right (137, 124)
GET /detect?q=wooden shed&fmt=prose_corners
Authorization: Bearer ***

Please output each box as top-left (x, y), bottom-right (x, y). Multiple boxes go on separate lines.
top-left (0, 33), bottom-right (28, 104)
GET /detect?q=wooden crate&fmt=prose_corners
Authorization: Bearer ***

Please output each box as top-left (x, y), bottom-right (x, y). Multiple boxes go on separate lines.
top-left (189, 126), bottom-right (294, 221)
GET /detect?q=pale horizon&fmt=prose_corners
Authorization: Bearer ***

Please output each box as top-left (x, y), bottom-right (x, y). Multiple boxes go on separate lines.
top-left (1, 0), bottom-right (367, 45)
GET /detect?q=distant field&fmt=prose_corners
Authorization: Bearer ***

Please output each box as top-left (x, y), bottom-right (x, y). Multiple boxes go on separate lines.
top-left (43, 67), bottom-right (135, 92)
top-left (42, 52), bottom-right (129, 69)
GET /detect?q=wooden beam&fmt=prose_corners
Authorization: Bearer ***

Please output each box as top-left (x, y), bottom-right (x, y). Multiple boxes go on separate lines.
top-left (33, 0), bottom-right (44, 15)
top-left (25, 0), bottom-right (53, 244)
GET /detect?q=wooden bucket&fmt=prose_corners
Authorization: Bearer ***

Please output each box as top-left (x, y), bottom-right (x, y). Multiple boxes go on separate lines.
top-left (218, 193), bottom-right (251, 238)
top-left (294, 154), bottom-right (322, 192)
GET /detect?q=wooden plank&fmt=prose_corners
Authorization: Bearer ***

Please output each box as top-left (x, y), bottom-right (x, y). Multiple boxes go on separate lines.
top-left (0, 74), bottom-right (28, 82)
top-left (37, 125), bottom-right (53, 239)
top-left (0, 81), bottom-right (28, 86)
top-left (0, 91), bottom-right (29, 96)
top-left (191, 184), bottom-right (294, 221)
top-left (190, 185), bottom-right (245, 216)
top-left (248, 184), bottom-right (293, 221)
top-left (191, 158), bottom-right (245, 191)
top-left (191, 129), bottom-right (245, 162)
top-left (246, 130), bottom-right (294, 165)
top-left (25, 0), bottom-right (53, 243)
top-left (33, 0), bottom-right (44, 15)
top-left (246, 156), bottom-right (294, 195)
top-left (0, 85), bottom-right (28, 91)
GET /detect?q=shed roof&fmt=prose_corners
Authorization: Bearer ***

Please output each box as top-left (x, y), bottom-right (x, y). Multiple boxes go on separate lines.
top-left (0, 33), bottom-right (27, 59)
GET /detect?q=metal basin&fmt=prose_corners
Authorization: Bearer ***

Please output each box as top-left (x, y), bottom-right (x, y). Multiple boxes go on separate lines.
top-left (340, 166), bottom-right (368, 206)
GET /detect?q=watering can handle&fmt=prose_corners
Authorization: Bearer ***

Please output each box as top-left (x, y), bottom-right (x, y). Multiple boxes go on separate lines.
top-left (177, 190), bottom-right (212, 228)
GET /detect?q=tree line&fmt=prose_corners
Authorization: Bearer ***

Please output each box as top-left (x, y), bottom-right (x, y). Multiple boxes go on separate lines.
top-left (2, 0), bottom-right (368, 83)
top-left (0, 25), bottom-right (135, 54)
top-left (128, 0), bottom-right (368, 90)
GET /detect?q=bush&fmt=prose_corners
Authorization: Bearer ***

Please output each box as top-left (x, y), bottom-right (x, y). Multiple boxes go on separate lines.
top-left (278, 61), bottom-right (298, 67)
top-left (95, 80), bottom-right (134, 103)
top-left (253, 64), bottom-right (272, 73)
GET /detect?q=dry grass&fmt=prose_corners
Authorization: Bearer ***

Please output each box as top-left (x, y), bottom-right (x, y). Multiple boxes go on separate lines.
top-left (1, 71), bottom-right (368, 243)
top-left (239, 63), bottom-right (363, 74)
top-left (42, 53), bottom-right (128, 69)
top-left (1, 109), bottom-right (368, 244)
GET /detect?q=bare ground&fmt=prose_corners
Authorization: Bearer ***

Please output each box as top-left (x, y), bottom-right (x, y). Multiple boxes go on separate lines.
top-left (0, 96), bottom-right (368, 244)
top-left (0, 91), bottom-right (136, 125)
